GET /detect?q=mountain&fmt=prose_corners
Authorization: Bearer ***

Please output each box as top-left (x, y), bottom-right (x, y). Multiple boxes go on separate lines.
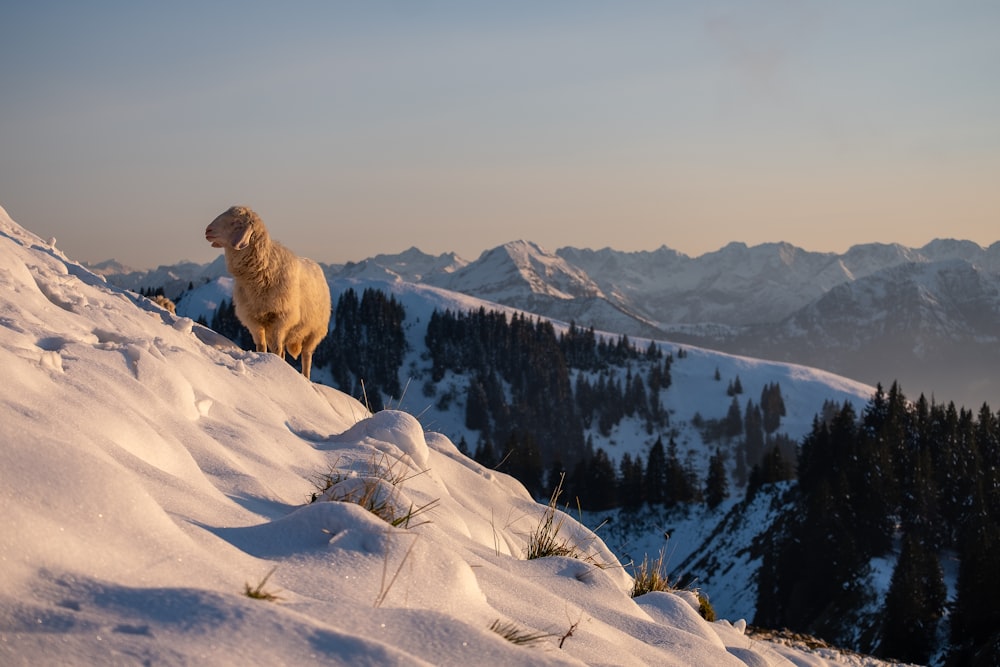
top-left (93, 255), bottom-right (231, 299)
top-left (412, 241), bottom-right (666, 340)
top-left (376, 239), bottom-right (1000, 409)
top-left (1, 206), bottom-right (903, 665)
top-left (365, 246), bottom-right (467, 281)
top-left (91, 234), bottom-right (1000, 410)
top-left (559, 239), bottom-right (1000, 329)
top-left (429, 240), bottom-right (603, 301)
top-left (369, 239), bottom-right (1000, 409)
top-left (724, 259), bottom-right (1000, 411)
top-left (556, 242), bottom-right (854, 326)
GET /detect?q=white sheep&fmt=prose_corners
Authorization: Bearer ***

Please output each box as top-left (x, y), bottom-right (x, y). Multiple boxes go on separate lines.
top-left (205, 205), bottom-right (331, 380)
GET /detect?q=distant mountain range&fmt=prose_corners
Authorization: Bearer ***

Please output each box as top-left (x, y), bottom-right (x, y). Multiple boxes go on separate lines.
top-left (92, 238), bottom-right (1000, 410)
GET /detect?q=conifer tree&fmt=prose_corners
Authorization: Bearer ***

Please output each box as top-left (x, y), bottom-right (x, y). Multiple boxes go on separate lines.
top-left (579, 448), bottom-right (618, 510)
top-left (618, 453), bottom-right (645, 510)
top-left (705, 449), bottom-right (728, 509)
top-left (760, 382), bottom-right (786, 434)
top-left (879, 532), bottom-right (946, 664)
top-left (949, 492), bottom-right (1000, 664)
top-left (664, 436), bottom-right (699, 505)
top-left (725, 396), bottom-right (743, 440)
top-left (743, 399), bottom-right (765, 469)
top-left (645, 437), bottom-right (667, 506)
top-left (498, 431), bottom-right (544, 498)
top-left (465, 377), bottom-right (490, 431)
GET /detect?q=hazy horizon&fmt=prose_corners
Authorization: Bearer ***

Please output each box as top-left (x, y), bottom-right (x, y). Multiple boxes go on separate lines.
top-left (2, 1), bottom-right (998, 269)
top-left (69, 233), bottom-right (998, 273)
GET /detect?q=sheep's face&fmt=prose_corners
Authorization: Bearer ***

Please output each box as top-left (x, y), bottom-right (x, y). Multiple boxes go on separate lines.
top-left (206, 206), bottom-right (256, 251)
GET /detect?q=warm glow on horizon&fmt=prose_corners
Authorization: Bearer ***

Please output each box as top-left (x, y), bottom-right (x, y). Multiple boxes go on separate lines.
top-left (1, 1), bottom-right (998, 268)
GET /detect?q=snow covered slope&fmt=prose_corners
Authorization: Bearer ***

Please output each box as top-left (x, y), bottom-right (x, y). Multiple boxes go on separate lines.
top-left (1, 207), bottom-right (906, 665)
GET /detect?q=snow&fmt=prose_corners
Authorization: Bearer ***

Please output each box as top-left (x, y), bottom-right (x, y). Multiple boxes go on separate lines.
top-left (0, 204), bottom-right (901, 665)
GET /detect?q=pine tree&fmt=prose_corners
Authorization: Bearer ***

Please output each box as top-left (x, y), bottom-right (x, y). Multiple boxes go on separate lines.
top-left (497, 431), bottom-right (544, 498)
top-left (879, 532), bottom-right (946, 664)
top-left (724, 396), bottom-right (743, 440)
top-left (760, 382), bottom-right (786, 434)
top-left (743, 399), bottom-right (765, 469)
top-left (645, 437), bottom-right (667, 506)
top-left (579, 448), bottom-right (618, 510)
top-left (465, 376), bottom-right (490, 431)
top-left (664, 436), bottom-right (698, 505)
top-left (949, 492), bottom-right (1000, 664)
top-left (618, 453), bottom-right (645, 510)
top-left (705, 449), bottom-right (728, 509)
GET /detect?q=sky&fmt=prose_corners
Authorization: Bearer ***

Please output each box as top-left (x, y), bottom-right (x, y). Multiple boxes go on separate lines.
top-left (1, 0), bottom-right (998, 269)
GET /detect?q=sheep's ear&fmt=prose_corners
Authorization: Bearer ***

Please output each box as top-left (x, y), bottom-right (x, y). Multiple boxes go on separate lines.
top-left (230, 225), bottom-right (253, 251)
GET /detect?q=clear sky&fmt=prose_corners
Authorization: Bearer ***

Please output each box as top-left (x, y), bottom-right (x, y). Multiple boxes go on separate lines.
top-left (1, 1), bottom-right (998, 269)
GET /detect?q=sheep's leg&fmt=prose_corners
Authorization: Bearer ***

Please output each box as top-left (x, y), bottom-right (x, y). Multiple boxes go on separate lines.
top-left (250, 327), bottom-right (267, 354)
top-left (301, 351), bottom-right (312, 380)
top-left (268, 325), bottom-right (287, 360)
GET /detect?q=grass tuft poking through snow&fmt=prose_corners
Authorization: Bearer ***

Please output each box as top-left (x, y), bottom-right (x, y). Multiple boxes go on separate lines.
top-left (629, 548), bottom-right (717, 621)
top-left (488, 619), bottom-right (555, 646)
top-left (244, 567), bottom-right (283, 602)
top-left (525, 474), bottom-right (606, 566)
top-left (311, 453), bottom-right (440, 528)
top-left (630, 548), bottom-right (672, 597)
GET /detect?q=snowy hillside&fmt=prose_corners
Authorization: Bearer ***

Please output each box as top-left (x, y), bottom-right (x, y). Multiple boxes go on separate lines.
top-left (1, 208), bottom-right (911, 665)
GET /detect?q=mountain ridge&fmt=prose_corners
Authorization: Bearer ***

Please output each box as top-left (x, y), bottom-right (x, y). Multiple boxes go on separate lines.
top-left (94, 235), bottom-right (1000, 409)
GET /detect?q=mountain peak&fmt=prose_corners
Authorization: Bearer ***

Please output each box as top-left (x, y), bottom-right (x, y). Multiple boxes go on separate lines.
top-left (431, 240), bottom-right (604, 302)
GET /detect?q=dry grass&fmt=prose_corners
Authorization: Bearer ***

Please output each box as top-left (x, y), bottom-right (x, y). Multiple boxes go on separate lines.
top-left (312, 453), bottom-right (438, 529)
top-left (488, 619), bottom-right (554, 646)
top-left (524, 474), bottom-right (608, 569)
top-left (629, 549), bottom-right (671, 597)
top-left (244, 567), bottom-right (282, 602)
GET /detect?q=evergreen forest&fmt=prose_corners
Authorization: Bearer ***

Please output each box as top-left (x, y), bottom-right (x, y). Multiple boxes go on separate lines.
top-left (756, 384), bottom-right (1000, 665)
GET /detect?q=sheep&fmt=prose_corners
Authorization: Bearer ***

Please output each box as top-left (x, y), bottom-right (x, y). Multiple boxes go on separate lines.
top-left (205, 205), bottom-right (331, 380)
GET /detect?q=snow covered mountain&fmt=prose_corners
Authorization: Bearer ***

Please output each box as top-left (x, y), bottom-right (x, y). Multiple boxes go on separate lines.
top-left (1, 206), bottom-right (903, 665)
top-left (556, 242), bottom-right (853, 326)
top-left (370, 239), bottom-right (1000, 410)
top-left (427, 240), bottom-right (603, 301)
top-left (90, 232), bottom-right (1000, 411)
top-left (557, 240), bottom-right (1000, 328)
top-left (92, 254), bottom-right (231, 299)
top-left (722, 259), bottom-right (1000, 412)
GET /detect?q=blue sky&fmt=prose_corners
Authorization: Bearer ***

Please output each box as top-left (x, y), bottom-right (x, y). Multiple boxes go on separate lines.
top-left (1, 1), bottom-right (998, 268)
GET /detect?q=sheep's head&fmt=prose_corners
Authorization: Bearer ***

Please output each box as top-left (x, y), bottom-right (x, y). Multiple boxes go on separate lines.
top-left (205, 206), bottom-right (258, 251)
